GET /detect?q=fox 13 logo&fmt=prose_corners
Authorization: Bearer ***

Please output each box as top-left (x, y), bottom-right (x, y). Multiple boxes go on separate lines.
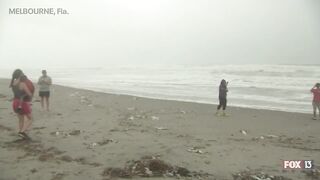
top-left (283, 160), bottom-right (313, 169)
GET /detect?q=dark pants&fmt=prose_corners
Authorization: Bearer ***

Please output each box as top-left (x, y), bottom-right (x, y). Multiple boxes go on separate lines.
top-left (217, 97), bottom-right (227, 110)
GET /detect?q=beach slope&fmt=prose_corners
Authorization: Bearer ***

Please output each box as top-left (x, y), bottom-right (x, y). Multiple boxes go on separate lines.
top-left (0, 78), bottom-right (319, 180)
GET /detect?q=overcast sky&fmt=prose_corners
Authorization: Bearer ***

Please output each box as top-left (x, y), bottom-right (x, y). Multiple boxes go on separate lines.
top-left (0, 0), bottom-right (319, 68)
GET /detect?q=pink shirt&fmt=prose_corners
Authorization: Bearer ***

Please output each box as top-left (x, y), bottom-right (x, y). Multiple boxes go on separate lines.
top-left (311, 88), bottom-right (320, 102)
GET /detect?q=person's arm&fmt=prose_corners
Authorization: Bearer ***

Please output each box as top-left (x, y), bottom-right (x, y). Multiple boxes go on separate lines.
top-left (38, 77), bottom-right (43, 85)
top-left (43, 77), bottom-right (50, 85)
top-left (221, 86), bottom-right (228, 93)
top-left (13, 78), bottom-right (20, 86)
top-left (21, 82), bottom-right (32, 97)
top-left (225, 82), bottom-right (229, 92)
top-left (311, 84), bottom-right (316, 93)
top-left (47, 77), bottom-right (52, 85)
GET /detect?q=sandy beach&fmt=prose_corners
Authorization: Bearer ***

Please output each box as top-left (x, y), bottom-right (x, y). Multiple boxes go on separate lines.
top-left (0, 78), bottom-right (319, 180)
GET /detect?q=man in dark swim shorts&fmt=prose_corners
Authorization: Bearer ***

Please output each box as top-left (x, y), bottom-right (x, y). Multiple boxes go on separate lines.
top-left (38, 70), bottom-right (52, 111)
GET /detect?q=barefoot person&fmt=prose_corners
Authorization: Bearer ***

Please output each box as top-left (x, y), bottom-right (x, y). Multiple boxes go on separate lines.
top-left (38, 70), bottom-right (52, 111)
top-left (311, 83), bottom-right (320, 120)
top-left (216, 79), bottom-right (228, 116)
top-left (10, 69), bottom-right (34, 139)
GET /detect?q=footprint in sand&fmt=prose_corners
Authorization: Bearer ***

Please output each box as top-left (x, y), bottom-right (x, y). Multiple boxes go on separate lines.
top-left (33, 127), bottom-right (46, 130)
top-left (160, 145), bottom-right (167, 149)
top-left (0, 124), bottom-right (13, 131)
top-left (30, 168), bottom-right (38, 174)
top-left (51, 172), bottom-right (66, 180)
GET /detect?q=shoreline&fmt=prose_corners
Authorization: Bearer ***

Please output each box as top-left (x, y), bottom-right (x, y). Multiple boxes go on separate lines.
top-left (0, 78), bottom-right (319, 179)
top-left (54, 83), bottom-right (312, 115)
top-left (0, 78), bottom-right (310, 115)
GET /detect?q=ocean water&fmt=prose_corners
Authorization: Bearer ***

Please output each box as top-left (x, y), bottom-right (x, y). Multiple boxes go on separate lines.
top-left (1, 64), bottom-right (319, 113)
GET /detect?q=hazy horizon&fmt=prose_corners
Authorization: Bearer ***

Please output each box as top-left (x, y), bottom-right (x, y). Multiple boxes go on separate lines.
top-left (1, 0), bottom-right (319, 68)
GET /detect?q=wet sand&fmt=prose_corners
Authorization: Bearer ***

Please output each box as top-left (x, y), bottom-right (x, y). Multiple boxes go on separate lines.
top-left (0, 78), bottom-right (319, 180)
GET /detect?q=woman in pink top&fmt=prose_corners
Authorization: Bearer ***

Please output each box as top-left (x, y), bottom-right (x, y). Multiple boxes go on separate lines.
top-left (311, 83), bottom-right (320, 120)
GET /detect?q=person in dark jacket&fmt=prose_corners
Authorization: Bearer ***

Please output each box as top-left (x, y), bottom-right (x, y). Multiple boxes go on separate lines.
top-left (216, 79), bottom-right (228, 116)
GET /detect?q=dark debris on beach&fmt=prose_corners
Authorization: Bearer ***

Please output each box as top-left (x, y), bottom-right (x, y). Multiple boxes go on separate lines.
top-left (102, 155), bottom-right (212, 179)
top-left (303, 168), bottom-right (320, 180)
top-left (232, 170), bottom-right (292, 180)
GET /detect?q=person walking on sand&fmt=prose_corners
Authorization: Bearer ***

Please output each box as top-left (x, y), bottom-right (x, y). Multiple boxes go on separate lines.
top-left (38, 70), bottom-right (52, 111)
top-left (311, 83), bottom-right (320, 120)
top-left (10, 69), bottom-right (34, 139)
top-left (216, 79), bottom-right (228, 116)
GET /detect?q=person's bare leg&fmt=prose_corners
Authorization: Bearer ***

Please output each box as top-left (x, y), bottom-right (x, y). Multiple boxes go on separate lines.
top-left (17, 114), bottom-right (24, 132)
top-left (40, 96), bottom-right (44, 110)
top-left (317, 104), bottom-right (320, 119)
top-left (45, 97), bottom-right (49, 111)
top-left (313, 102), bottom-right (317, 120)
top-left (21, 114), bottom-right (32, 132)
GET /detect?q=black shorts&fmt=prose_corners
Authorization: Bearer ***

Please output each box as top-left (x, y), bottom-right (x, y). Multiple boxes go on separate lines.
top-left (39, 91), bottom-right (50, 97)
